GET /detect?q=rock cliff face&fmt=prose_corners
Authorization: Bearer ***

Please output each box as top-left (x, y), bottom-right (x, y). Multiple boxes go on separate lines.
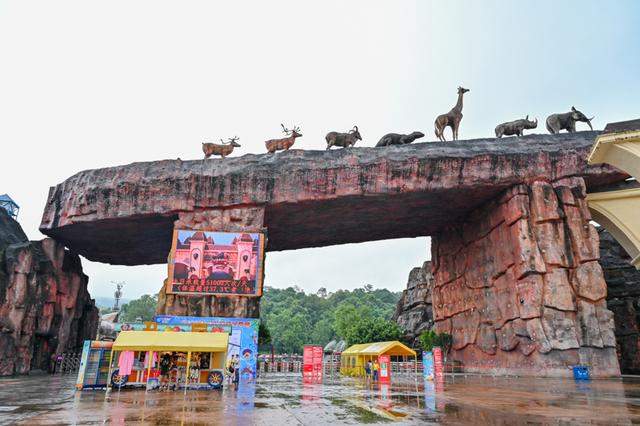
top-left (39, 132), bottom-right (625, 265)
top-left (431, 177), bottom-right (619, 377)
top-left (599, 228), bottom-right (640, 374)
top-left (392, 261), bottom-right (434, 346)
top-left (0, 209), bottom-right (98, 376)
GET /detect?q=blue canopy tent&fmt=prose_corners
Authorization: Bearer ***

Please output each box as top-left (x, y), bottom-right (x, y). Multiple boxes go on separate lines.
top-left (0, 194), bottom-right (19, 219)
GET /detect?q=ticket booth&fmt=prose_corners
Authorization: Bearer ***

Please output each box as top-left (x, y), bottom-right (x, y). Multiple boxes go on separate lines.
top-left (340, 341), bottom-right (416, 379)
top-left (105, 330), bottom-right (229, 391)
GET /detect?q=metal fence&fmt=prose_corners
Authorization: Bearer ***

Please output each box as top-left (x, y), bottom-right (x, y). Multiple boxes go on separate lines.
top-left (53, 352), bottom-right (82, 374)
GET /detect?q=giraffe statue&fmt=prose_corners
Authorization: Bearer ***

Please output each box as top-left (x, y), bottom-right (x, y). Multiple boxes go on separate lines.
top-left (434, 86), bottom-right (470, 141)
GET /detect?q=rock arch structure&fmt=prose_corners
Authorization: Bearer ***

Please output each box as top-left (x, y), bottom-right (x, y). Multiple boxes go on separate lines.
top-left (40, 131), bottom-right (627, 376)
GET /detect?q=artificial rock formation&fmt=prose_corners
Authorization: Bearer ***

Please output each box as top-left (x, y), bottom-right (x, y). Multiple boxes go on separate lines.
top-left (599, 228), bottom-right (640, 374)
top-left (39, 132), bottom-right (625, 265)
top-left (37, 131), bottom-right (629, 376)
top-left (392, 261), bottom-right (434, 346)
top-left (0, 209), bottom-right (98, 376)
top-left (431, 177), bottom-right (619, 377)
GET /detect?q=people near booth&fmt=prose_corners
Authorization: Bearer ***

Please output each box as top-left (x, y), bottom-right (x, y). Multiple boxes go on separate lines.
top-left (372, 360), bottom-right (380, 381)
top-left (365, 360), bottom-right (372, 379)
top-left (225, 355), bottom-right (235, 385)
top-left (159, 353), bottom-right (172, 390)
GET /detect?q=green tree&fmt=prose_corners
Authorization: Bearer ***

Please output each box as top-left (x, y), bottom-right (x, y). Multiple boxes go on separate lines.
top-left (311, 317), bottom-right (334, 345)
top-left (343, 317), bottom-right (403, 345)
top-left (259, 285), bottom-right (402, 353)
top-left (258, 321), bottom-right (272, 351)
top-left (267, 308), bottom-right (312, 354)
top-left (119, 294), bottom-right (157, 322)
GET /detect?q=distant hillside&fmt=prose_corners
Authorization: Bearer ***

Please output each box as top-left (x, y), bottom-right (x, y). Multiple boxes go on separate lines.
top-left (260, 285), bottom-right (402, 354)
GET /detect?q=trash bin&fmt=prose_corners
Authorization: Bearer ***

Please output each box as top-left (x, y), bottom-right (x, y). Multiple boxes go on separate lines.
top-left (573, 365), bottom-right (590, 380)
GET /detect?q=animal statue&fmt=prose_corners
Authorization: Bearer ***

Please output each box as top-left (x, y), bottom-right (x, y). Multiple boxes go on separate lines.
top-left (494, 115), bottom-right (538, 138)
top-left (202, 137), bottom-right (241, 159)
top-left (325, 126), bottom-right (362, 150)
top-left (375, 131), bottom-right (425, 147)
top-left (434, 86), bottom-right (470, 141)
top-left (265, 124), bottom-right (303, 153)
top-left (546, 106), bottom-right (594, 134)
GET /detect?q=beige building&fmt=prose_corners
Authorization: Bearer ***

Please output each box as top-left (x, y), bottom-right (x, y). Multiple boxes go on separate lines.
top-left (588, 119), bottom-right (640, 268)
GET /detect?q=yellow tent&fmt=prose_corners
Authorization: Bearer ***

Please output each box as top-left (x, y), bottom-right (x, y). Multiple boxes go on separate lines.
top-left (340, 341), bottom-right (416, 377)
top-left (112, 331), bottom-right (229, 352)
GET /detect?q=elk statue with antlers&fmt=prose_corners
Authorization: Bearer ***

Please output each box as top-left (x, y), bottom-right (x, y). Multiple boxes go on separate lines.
top-left (202, 136), bottom-right (241, 159)
top-left (325, 125), bottom-right (362, 150)
top-left (265, 124), bottom-right (303, 153)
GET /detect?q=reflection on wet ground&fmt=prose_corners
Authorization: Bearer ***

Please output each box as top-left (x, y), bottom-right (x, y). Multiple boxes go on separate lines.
top-left (1, 373), bottom-right (640, 425)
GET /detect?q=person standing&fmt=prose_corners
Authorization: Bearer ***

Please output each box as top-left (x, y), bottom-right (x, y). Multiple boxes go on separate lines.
top-left (225, 355), bottom-right (235, 385)
top-left (373, 360), bottom-right (380, 381)
top-left (364, 360), bottom-right (372, 380)
top-left (232, 355), bottom-right (240, 389)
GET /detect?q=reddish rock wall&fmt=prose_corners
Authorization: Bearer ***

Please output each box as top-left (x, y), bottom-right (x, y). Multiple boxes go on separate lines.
top-left (0, 209), bottom-right (98, 376)
top-left (431, 178), bottom-right (619, 377)
top-left (156, 207), bottom-right (265, 318)
top-left (39, 132), bottom-right (626, 265)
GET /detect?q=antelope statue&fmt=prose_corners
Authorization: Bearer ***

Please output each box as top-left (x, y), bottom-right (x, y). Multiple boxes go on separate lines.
top-left (202, 136), bottom-right (241, 159)
top-left (325, 125), bottom-right (362, 150)
top-left (265, 124), bottom-right (302, 153)
top-left (434, 86), bottom-right (470, 141)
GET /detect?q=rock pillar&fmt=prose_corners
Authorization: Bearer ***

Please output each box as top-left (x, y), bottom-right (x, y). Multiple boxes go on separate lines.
top-left (431, 178), bottom-right (620, 377)
top-left (156, 207), bottom-right (265, 318)
top-left (0, 209), bottom-right (98, 376)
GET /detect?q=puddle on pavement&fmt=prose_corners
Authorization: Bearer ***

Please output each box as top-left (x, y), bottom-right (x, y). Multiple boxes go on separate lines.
top-left (2, 373), bottom-right (640, 424)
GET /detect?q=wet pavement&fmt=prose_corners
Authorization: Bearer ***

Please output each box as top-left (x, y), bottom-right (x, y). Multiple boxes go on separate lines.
top-left (1, 373), bottom-right (640, 425)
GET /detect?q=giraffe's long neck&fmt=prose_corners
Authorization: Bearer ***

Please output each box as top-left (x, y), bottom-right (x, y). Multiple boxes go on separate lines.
top-left (453, 92), bottom-right (464, 112)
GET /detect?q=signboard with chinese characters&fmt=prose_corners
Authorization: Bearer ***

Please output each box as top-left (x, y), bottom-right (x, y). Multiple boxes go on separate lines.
top-left (167, 230), bottom-right (265, 297)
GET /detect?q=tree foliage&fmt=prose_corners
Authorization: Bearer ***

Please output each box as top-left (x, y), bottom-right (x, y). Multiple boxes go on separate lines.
top-left (119, 294), bottom-right (158, 322)
top-left (418, 330), bottom-right (453, 353)
top-left (260, 286), bottom-right (401, 353)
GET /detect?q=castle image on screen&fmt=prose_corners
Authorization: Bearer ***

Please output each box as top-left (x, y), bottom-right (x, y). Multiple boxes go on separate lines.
top-left (168, 230), bottom-right (265, 296)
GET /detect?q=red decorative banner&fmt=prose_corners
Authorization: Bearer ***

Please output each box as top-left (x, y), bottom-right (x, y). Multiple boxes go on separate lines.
top-left (433, 347), bottom-right (444, 377)
top-left (303, 345), bottom-right (323, 379)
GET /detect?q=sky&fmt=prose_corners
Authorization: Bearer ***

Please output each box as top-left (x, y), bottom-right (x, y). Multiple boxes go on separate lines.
top-left (1, 1), bottom-right (639, 300)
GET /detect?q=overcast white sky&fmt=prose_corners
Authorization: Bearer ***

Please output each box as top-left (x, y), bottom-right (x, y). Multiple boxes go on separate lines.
top-left (1, 1), bottom-right (638, 300)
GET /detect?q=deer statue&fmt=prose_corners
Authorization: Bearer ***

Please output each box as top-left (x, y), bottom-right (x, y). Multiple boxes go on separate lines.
top-left (325, 125), bottom-right (362, 150)
top-left (265, 124), bottom-right (302, 153)
top-left (434, 86), bottom-right (470, 141)
top-left (202, 136), bottom-right (241, 159)
top-left (546, 106), bottom-right (594, 134)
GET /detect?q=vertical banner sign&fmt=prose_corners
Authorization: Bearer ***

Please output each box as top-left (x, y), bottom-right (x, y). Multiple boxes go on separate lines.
top-left (423, 351), bottom-right (434, 380)
top-left (303, 345), bottom-right (323, 382)
top-left (303, 346), bottom-right (314, 374)
top-left (378, 354), bottom-right (391, 383)
top-left (433, 347), bottom-right (444, 377)
top-left (167, 230), bottom-right (266, 297)
top-left (75, 340), bottom-right (92, 390)
top-left (313, 346), bottom-right (323, 377)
